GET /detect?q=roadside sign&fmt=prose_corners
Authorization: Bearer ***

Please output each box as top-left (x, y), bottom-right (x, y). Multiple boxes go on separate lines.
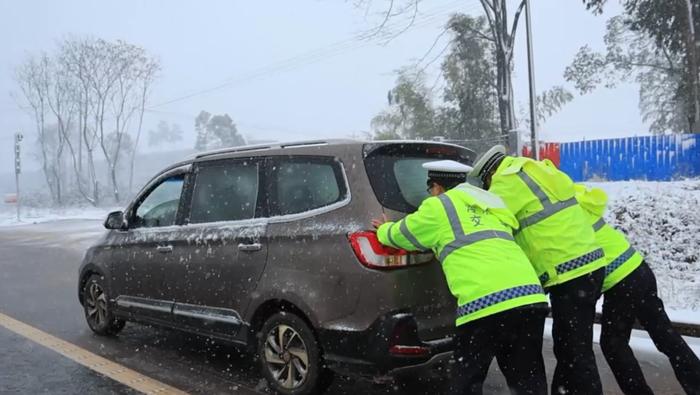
top-left (4, 193), bottom-right (18, 204)
top-left (15, 133), bottom-right (22, 174)
top-left (13, 131), bottom-right (22, 221)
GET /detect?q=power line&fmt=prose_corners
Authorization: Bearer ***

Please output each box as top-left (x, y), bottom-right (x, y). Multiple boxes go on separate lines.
top-left (148, 0), bottom-right (482, 109)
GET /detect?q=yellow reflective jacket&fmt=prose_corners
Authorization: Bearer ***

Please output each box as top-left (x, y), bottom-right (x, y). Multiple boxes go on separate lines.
top-left (574, 184), bottom-right (644, 292)
top-left (488, 156), bottom-right (606, 288)
top-left (377, 183), bottom-right (546, 326)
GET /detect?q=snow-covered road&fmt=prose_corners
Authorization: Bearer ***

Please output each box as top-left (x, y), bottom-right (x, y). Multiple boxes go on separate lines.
top-left (0, 217), bottom-right (692, 394)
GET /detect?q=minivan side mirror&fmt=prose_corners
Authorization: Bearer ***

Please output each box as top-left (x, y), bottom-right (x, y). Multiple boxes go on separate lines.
top-left (104, 210), bottom-right (126, 230)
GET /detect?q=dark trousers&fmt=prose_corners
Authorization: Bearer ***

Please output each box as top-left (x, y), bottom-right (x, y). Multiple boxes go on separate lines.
top-left (549, 268), bottom-right (604, 395)
top-left (600, 262), bottom-right (700, 395)
top-left (447, 306), bottom-right (548, 395)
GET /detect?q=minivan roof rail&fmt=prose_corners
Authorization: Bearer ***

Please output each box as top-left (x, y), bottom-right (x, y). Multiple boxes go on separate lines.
top-left (193, 138), bottom-right (357, 159)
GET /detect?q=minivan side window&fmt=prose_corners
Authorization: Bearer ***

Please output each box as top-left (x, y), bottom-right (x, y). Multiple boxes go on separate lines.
top-left (133, 175), bottom-right (185, 228)
top-left (189, 161), bottom-right (259, 223)
top-left (272, 157), bottom-right (346, 216)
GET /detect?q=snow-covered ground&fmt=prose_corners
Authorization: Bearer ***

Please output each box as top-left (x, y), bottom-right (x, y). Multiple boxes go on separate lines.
top-left (587, 180), bottom-right (700, 316)
top-left (0, 206), bottom-right (113, 227)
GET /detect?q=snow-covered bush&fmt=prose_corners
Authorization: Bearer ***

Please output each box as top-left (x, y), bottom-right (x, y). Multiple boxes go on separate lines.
top-left (591, 180), bottom-right (700, 310)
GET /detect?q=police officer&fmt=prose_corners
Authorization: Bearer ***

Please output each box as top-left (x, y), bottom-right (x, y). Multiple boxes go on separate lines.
top-left (470, 146), bottom-right (607, 395)
top-left (575, 184), bottom-right (700, 395)
top-left (371, 160), bottom-right (548, 395)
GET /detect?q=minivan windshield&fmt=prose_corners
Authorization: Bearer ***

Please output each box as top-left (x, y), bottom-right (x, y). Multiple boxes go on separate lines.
top-left (364, 143), bottom-right (475, 213)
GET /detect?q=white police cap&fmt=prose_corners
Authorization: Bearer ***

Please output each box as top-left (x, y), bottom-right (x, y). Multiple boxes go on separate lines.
top-left (422, 160), bottom-right (473, 180)
top-left (469, 144), bottom-right (506, 181)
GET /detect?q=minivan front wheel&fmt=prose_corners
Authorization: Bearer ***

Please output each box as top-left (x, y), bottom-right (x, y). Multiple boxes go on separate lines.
top-left (258, 312), bottom-right (332, 394)
top-left (83, 274), bottom-right (125, 336)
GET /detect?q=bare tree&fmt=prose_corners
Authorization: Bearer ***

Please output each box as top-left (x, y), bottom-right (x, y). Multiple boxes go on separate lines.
top-left (60, 38), bottom-right (102, 205)
top-left (128, 57), bottom-right (159, 195)
top-left (94, 40), bottom-right (160, 202)
top-left (44, 56), bottom-right (81, 206)
top-left (15, 36), bottom-right (161, 207)
top-left (15, 54), bottom-right (64, 205)
top-left (62, 38), bottom-right (160, 203)
top-left (87, 39), bottom-right (127, 203)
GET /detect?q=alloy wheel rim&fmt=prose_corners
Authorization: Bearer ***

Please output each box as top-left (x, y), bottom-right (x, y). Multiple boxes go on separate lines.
top-left (263, 324), bottom-right (310, 389)
top-left (85, 282), bottom-right (108, 327)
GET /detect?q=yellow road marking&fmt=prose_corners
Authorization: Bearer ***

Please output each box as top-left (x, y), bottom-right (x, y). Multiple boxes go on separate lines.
top-left (0, 312), bottom-right (189, 395)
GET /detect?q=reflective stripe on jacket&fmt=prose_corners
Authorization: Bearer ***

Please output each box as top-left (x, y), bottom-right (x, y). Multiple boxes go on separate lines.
top-left (574, 184), bottom-right (644, 292)
top-left (488, 156), bottom-right (606, 288)
top-left (377, 183), bottom-right (546, 326)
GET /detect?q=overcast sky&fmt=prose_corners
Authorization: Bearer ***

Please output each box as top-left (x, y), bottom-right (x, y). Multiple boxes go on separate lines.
top-left (0, 0), bottom-right (642, 173)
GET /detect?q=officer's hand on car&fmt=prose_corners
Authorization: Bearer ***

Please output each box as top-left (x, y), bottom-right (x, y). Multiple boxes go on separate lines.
top-left (371, 213), bottom-right (388, 229)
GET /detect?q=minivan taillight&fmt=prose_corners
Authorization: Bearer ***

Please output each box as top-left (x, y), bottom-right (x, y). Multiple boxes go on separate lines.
top-left (348, 231), bottom-right (433, 269)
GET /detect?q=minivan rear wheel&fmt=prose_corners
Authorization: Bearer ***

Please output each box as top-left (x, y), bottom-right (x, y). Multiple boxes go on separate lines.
top-left (83, 274), bottom-right (125, 336)
top-left (258, 312), bottom-right (332, 394)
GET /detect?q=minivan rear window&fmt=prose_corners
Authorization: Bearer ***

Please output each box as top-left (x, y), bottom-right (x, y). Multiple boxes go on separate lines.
top-left (363, 143), bottom-right (474, 213)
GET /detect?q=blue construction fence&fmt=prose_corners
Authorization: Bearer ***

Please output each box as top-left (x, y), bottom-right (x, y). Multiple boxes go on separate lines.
top-left (555, 134), bottom-right (700, 182)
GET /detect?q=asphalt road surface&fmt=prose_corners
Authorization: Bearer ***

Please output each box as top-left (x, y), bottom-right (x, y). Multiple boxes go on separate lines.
top-left (0, 219), bottom-right (693, 394)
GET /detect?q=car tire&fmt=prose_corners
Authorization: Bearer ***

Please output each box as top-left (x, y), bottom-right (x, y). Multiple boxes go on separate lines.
top-left (82, 274), bottom-right (125, 336)
top-left (258, 312), bottom-right (333, 395)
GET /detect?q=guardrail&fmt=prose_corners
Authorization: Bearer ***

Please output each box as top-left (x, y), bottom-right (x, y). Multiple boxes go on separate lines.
top-left (593, 312), bottom-right (700, 338)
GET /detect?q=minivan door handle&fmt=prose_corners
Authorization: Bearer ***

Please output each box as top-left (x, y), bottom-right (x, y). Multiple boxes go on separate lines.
top-left (156, 245), bottom-right (173, 254)
top-left (238, 242), bottom-right (262, 252)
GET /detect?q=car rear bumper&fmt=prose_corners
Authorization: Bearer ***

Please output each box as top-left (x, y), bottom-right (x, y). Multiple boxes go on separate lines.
top-left (318, 312), bottom-right (455, 379)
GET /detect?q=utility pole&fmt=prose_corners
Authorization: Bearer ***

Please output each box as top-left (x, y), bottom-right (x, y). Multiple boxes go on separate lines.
top-left (685, 0), bottom-right (700, 133)
top-left (525, 0), bottom-right (540, 159)
top-left (14, 132), bottom-right (22, 222)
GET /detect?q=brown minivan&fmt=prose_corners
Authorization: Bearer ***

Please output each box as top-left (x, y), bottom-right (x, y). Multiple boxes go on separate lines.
top-left (77, 139), bottom-right (475, 394)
